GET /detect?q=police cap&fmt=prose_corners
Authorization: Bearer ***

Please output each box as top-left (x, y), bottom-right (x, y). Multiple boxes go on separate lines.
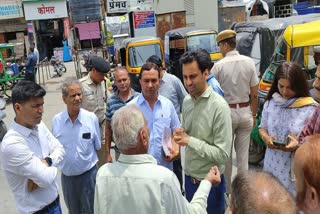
top-left (216, 29), bottom-right (236, 44)
top-left (91, 56), bottom-right (110, 73)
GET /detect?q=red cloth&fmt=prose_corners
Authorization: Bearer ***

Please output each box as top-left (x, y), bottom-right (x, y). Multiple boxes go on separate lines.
top-left (299, 105), bottom-right (320, 142)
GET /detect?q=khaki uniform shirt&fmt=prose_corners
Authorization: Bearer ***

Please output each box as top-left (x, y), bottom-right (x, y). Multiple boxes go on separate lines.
top-left (211, 50), bottom-right (259, 104)
top-left (79, 74), bottom-right (106, 124)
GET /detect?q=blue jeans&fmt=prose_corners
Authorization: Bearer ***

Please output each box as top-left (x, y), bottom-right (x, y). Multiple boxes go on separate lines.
top-left (34, 202), bottom-right (62, 214)
top-left (44, 204), bottom-right (62, 214)
top-left (61, 166), bottom-right (97, 214)
top-left (185, 175), bottom-right (226, 214)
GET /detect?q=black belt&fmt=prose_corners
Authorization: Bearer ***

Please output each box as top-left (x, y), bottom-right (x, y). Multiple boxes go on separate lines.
top-left (34, 195), bottom-right (60, 214)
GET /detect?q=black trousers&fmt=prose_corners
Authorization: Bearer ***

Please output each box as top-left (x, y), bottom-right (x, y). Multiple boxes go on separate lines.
top-left (173, 158), bottom-right (183, 192)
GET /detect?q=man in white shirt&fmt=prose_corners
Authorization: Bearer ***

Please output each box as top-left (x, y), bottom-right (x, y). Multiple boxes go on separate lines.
top-left (0, 80), bottom-right (65, 214)
top-left (52, 80), bottom-right (101, 214)
top-left (94, 104), bottom-right (221, 214)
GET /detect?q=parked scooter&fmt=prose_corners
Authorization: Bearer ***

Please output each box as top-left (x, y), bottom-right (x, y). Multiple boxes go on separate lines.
top-left (50, 56), bottom-right (66, 77)
top-left (0, 95), bottom-right (7, 141)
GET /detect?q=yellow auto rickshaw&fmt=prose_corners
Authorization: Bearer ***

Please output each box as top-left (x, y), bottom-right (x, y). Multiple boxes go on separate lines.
top-left (120, 36), bottom-right (164, 92)
top-left (164, 27), bottom-right (223, 81)
top-left (259, 20), bottom-right (320, 98)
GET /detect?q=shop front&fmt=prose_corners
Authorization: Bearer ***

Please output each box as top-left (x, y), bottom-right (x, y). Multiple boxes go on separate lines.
top-left (23, 0), bottom-right (68, 60)
top-left (0, 0), bottom-right (26, 59)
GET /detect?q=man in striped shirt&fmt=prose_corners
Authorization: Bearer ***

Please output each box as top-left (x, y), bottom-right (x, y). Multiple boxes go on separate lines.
top-left (105, 67), bottom-right (139, 162)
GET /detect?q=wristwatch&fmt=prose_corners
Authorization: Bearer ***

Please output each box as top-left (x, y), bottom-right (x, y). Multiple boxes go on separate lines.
top-left (44, 157), bottom-right (52, 167)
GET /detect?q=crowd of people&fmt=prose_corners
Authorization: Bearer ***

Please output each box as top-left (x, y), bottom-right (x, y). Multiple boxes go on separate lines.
top-left (1, 29), bottom-right (320, 214)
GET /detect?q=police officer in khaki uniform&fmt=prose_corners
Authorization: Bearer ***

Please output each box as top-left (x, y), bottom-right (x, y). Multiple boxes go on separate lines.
top-left (211, 30), bottom-right (259, 195)
top-left (80, 56), bottom-right (110, 167)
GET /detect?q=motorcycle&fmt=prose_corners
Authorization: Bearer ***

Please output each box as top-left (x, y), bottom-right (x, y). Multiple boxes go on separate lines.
top-left (50, 56), bottom-right (67, 77)
top-left (0, 95), bottom-right (7, 141)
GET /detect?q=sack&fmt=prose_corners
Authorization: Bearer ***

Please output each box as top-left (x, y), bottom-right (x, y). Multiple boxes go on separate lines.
top-left (250, 113), bottom-right (265, 146)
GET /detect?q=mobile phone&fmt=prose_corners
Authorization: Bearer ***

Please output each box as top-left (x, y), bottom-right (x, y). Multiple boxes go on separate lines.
top-left (272, 140), bottom-right (286, 146)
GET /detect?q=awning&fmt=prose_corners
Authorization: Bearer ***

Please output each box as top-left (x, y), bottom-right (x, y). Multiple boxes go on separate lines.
top-left (75, 22), bottom-right (101, 41)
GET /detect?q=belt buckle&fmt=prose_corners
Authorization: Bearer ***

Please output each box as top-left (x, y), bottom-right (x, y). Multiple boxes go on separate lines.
top-left (191, 177), bottom-right (198, 184)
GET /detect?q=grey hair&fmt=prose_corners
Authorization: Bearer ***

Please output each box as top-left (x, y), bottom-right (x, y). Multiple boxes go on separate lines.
top-left (61, 79), bottom-right (80, 97)
top-left (230, 171), bottom-right (296, 214)
top-left (111, 104), bottom-right (145, 150)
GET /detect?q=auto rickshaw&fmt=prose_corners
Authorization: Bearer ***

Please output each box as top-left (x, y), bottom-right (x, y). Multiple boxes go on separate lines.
top-left (233, 14), bottom-right (320, 165)
top-left (120, 36), bottom-right (164, 92)
top-left (164, 27), bottom-right (222, 82)
top-left (259, 20), bottom-right (320, 98)
top-left (0, 43), bottom-right (25, 97)
top-left (233, 13), bottom-right (320, 78)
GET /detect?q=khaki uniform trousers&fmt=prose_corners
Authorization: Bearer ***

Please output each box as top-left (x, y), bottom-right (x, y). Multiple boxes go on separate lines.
top-left (225, 106), bottom-right (253, 193)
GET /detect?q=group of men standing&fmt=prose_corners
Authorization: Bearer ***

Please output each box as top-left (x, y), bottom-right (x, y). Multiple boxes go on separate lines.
top-left (96, 29), bottom-right (257, 213)
top-left (1, 28), bottom-right (261, 214)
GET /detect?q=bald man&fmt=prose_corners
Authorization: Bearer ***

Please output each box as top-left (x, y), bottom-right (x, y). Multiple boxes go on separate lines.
top-left (227, 171), bottom-right (296, 214)
top-left (294, 134), bottom-right (320, 214)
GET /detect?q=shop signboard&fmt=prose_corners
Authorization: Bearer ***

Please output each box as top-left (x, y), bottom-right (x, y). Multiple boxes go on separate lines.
top-left (107, 0), bottom-right (128, 13)
top-left (0, 0), bottom-right (24, 20)
top-left (132, 11), bottom-right (156, 37)
top-left (23, 0), bottom-right (68, 20)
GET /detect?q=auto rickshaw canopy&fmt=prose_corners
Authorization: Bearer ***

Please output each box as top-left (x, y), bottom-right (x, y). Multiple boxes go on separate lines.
top-left (120, 36), bottom-right (161, 49)
top-left (283, 20), bottom-right (320, 48)
top-left (0, 43), bottom-right (17, 50)
top-left (165, 27), bottom-right (218, 40)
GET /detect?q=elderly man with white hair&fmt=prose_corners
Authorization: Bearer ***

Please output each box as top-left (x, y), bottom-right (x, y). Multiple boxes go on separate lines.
top-left (94, 104), bottom-right (222, 214)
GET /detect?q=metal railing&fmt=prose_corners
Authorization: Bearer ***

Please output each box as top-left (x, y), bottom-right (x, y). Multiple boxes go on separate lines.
top-left (36, 57), bottom-right (51, 85)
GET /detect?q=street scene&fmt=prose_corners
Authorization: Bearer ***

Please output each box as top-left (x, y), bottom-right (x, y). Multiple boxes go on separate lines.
top-left (0, 0), bottom-right (320, 213)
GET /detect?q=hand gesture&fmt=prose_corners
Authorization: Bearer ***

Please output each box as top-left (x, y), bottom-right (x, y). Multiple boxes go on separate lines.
top-left (106, 154), bottom-right (113, 163)
top-left (163, 144), bottom-right (180, 162)
top-left (264, 135), bottom-right (277, 149)
top-left (280, 135), bottom-right (299, 152)
top-left (27, 179), bottom-right (38, 192)
top-left (173, 128), bottom-right (190, 146)
top-left (204, 166), bottom-right (221, 186)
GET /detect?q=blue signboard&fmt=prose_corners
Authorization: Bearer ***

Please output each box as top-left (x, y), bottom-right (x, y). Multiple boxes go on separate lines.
top-left (0, 4), bottom-right (23, 19)
top-left (134, 11), bottom-right (155, 29)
